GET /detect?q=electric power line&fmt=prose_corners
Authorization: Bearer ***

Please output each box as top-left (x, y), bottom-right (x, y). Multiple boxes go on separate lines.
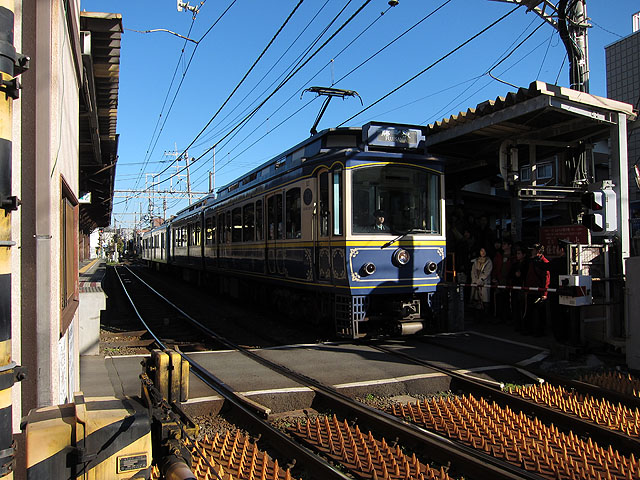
top-left (338, 4), bottom-right (521, 127)
top-left (152, 0), bottom-right (307, 181)
top-left (148, 0), bottom-right (376, 193)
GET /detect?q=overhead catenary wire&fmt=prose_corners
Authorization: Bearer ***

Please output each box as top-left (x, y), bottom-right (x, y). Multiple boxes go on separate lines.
top-left (189, 0), bottom-right (433, 190)
top-left (337, 4), bottom-right (521, 127)
top-left (422, 30), bottom-right (558, 126)
top-left (194, 0), bottom-right (398, 165)
top-left (188, 0), bottom-right (360, 155)
top-left (210, 5), bottom-right (548, 170)
top-left (128, 0), bottom-right (238, 212)
top-left (189, 0), bottom-right (343, 151)
top-left (132, 14), bottom-right (198, 196)
top-left (188, 0), bottom-right (451, 189)
top-left (135, 0), bottom-right (239, 184)
top-left (148, 0), bottom-right (376, 193)
top-left (152, 0), bottom-right (307, 181)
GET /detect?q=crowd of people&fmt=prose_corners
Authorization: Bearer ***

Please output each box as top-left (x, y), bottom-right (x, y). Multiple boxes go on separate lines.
top-left (447, 207), bottom-right (571, 342)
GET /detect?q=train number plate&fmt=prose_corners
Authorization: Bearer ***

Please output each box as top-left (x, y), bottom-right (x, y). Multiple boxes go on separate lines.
top-left (117, 453), bottom-right (148, 473)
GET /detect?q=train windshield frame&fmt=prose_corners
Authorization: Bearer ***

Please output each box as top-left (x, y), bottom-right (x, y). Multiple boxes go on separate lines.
top-left (351, 164), bottom-right (441, 235)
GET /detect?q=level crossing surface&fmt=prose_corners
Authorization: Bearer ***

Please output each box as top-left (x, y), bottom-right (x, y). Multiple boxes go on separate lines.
top-left (80, 331), bottom-right (550, 413)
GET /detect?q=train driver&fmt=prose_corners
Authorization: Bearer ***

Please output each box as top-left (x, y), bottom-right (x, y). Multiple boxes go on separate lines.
top-left (371, 209), bottom-right (389, 232)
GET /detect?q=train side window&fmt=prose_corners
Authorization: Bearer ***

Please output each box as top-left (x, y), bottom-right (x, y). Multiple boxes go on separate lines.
top-left (276, 193), bottom-right (284, 239)
top-left (194, 222), bottom-right (201, 246)
top-left (218, 214), bottom-right (224, 244)
top-left (319, 172), bottom-right (329, 237)
top-left (333, 169), bottom-right (343, 236)
top-left (225, 211), bottom-right (232, 243)
top-left (267, 196), bottom-right (275, 240)
top-left (243, 204), bottom-right (255, 242)
top-left (255, 200), bottom-right (263, 241)
top-left (205, 217), bottom-right (213, 245)
top-left (232, 207), bottom-right (242, 242)
top-left (285, 188), bottom-right (301, 239)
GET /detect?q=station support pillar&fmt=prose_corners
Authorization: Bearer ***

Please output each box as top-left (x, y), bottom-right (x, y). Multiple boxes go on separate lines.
top-left (0, 1), bottom-right (27, 477)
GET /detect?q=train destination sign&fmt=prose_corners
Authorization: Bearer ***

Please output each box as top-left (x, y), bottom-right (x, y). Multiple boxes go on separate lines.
top-left (364, 124), bottom-right (424, 149)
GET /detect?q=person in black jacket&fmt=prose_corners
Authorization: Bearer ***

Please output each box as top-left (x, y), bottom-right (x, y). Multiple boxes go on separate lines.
top-left (508, 246), bottom-right (528, 331)
top-left (548, 240), bottom-right (569, 342)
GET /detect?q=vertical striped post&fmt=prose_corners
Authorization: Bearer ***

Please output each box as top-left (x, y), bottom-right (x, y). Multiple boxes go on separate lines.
top-left (0, 1), bottom-right (27, 477)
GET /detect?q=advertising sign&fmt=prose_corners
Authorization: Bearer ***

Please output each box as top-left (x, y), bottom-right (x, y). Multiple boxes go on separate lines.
top-left (540, 225), bottom-right (588, 257)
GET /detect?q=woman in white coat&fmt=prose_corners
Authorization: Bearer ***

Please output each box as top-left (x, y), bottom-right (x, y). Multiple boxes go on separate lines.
top-left (470, 247), bottom-right (493, 318)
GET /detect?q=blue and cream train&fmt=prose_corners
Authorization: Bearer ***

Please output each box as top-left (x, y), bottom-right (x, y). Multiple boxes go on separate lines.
top-left (141, 123), bottom-right (447, 338)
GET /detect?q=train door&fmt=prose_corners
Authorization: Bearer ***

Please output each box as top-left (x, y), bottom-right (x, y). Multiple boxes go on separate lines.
top-left (265, 192), bottom-right (283, 275)
top-left (315, 170), bottom-right (332, 282)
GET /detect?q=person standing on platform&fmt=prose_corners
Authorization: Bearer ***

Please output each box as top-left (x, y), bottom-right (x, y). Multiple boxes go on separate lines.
top-left (492, 238), bottom-right (514, 323)
top-left (509, 246), bottom-right (528, 331)
top-left (470, 247), bottom-right (493, 321)
top-left (523, 244), bottom-right (550, 336)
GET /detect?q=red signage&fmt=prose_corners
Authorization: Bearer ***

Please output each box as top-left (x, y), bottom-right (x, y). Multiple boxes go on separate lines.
top-left (540, 225), bottom-right (588, 257)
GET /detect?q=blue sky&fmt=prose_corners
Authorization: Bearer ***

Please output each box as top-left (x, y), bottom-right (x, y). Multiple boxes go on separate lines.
top-left (80, 0), bottom-right (639, 228)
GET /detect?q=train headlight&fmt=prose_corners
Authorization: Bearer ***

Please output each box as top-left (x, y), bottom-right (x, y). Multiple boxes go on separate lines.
top-left (361, 262), bottom-right (376, 276)
top-left (392, 248), bottom-right (410, 267)
top-left (425, 262), bottom-right (438, 274)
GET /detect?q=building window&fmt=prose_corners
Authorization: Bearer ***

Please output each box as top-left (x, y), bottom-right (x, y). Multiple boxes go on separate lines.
top-left (60, 179), bottom-right (79, 335)
top-left (285, 188), bottom-right (301, 239)
top-left (520, 166), bottom-right (531, 182)
top-left (537, 162), bottom-right (553, 180)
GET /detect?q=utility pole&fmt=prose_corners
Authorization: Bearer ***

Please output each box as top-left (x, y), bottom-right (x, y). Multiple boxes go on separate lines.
top-left (490, 0), bottom-right (590, 92)
top-left (185, 155), bottom-right (192, 205)
top-left (209, 147), bottom-right (216, 195)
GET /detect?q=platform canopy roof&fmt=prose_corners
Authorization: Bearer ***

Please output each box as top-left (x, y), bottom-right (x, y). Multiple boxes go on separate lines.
top-left (425, 81), bottom-right (637, 184)
top-left (78, 12), bottom-right (122, 233)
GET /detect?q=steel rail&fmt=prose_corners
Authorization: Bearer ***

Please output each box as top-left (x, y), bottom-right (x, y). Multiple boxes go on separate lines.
top-left (114, 266), bottom-right (352, 480)
top-left (416, 334), bottom-right (640, 409)
top-left (121, 266), bottom-right (545, 480)
top-left (369, 342), bottom-right (640, 457)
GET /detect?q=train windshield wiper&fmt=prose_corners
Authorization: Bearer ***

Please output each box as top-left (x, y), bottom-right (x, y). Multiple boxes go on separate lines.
top-left (381, 228), bottom-right (433, 249)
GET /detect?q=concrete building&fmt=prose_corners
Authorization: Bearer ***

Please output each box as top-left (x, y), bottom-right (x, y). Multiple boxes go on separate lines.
top-left (9, 0), bottom-right (121, 463)
top-left (605, 12), bottom-right (640, 252)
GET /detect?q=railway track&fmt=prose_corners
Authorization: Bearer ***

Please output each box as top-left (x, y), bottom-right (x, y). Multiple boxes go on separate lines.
top-left (114, 265), bottom-right (640, 480)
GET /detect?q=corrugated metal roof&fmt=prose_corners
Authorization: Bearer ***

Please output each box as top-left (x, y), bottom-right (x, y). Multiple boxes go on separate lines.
top-left (79, 12), bottom-right (122, 233)
top-left (424, 81), bottom-right (636, 167)
top-left (427, 81), bottom-right (635, 134)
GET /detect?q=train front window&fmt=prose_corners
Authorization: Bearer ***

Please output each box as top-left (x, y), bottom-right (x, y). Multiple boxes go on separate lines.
top-left (351, 165), bottom-right (440, 234)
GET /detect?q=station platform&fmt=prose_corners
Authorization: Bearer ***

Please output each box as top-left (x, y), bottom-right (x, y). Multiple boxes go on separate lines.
top-left (79, 258), bottom-right (106, 355)
top-left (80, 329), bottom-right (554, 415)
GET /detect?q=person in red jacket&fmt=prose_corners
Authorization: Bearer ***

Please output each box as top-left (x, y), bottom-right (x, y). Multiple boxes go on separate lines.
top-left (523, 243), bottom-right (550, 336)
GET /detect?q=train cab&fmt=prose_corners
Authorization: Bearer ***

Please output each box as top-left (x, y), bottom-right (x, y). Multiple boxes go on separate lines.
top-left (302, 123), bottom-right (446, 337)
